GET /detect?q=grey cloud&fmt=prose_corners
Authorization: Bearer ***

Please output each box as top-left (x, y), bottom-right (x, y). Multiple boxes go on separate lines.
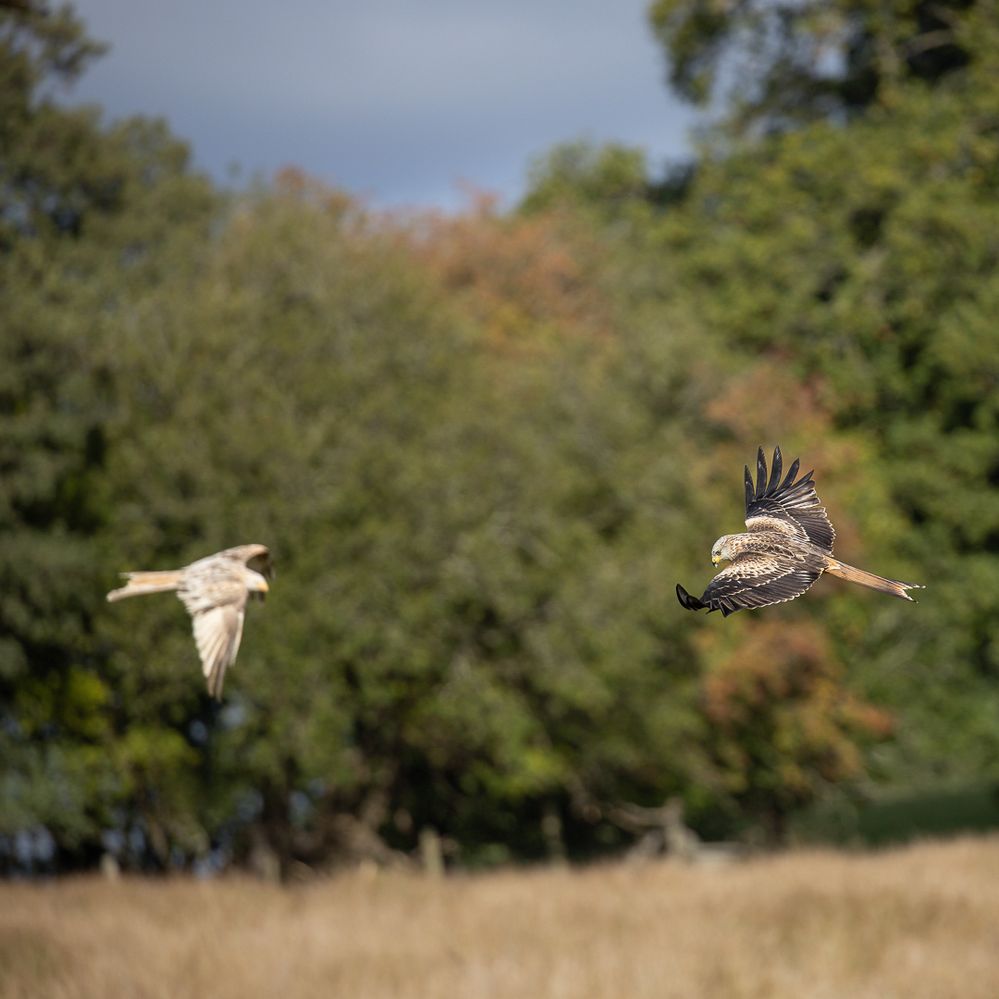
top-left (70, 0), bottom-right (695, 208)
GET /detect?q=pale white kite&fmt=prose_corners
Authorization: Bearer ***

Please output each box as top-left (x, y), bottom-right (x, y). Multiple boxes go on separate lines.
top-left (107, 544), bottom-right (271, 698)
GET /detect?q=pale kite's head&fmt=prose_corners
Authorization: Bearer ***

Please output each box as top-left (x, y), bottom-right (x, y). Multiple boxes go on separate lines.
top-left (245, 567), bottom-right (270, 600)
top-left (710, 535), bottom-right (736, 565)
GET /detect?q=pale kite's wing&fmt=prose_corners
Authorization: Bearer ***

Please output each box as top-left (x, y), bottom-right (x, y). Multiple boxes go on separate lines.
top-left (744, 446), bottom-right (835, 553)
top-left (676, 552), bottom-right (823, 617)
top-left (177, 555), bottom-right (251, 699)
top-left (191, 604), bottom-right (245, 699)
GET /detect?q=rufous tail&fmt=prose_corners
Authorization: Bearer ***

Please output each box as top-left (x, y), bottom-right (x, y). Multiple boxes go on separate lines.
top-left (823, 558), bottom-right (923, 602)
top-left (106, 570), bottom-right (184, 602)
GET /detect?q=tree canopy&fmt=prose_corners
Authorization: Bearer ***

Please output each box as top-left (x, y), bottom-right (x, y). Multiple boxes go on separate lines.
top-left (648, 0), bottom-right (982, 131)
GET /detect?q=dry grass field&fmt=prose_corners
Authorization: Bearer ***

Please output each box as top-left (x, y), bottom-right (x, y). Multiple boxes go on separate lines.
top-left (2, 836), bottom-right (998, 999)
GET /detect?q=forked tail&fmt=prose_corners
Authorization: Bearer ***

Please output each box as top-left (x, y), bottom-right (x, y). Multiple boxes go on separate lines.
top-left (106, 570), bottom-right (184, 602)
top-left (823, 558), bottom-right (923, 602)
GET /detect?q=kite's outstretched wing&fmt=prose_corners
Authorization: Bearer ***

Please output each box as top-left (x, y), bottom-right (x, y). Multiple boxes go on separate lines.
top-left (191, 603), bottom-right (246, 699)
top-left (177, 553), bottom-right (263, 698)
top-left (677, 553), bottom-right (823, 616)
top-left (744, 446), bottom-right (835, 553)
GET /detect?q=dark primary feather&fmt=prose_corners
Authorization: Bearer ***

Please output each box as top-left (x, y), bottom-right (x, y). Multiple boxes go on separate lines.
top-left (765, 448), bottom-right (782, 493)
top-left (744, 446), bottom-right (835, 553)
top-left (755, 448), bottom-right (767, 497)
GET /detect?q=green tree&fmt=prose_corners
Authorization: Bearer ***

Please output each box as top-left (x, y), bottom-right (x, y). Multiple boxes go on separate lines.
top-left (648, 0), bottom-right (980, 129)
top-left (525, 0), bottom-right (999, 809)
top-left (0, 1), bottom-right (216, 870)
top-left (89, 175), bottom-right (719, 872)
top-left (652, 51), bottom-right (999, 781)
top-left (700, 619), bottom-right (893, 839)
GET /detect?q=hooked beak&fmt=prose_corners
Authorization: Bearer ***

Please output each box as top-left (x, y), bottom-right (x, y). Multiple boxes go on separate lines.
top-left (258, 579), bottom-right (269, 593)
top-left (711, 555), bottom-right (720, 566)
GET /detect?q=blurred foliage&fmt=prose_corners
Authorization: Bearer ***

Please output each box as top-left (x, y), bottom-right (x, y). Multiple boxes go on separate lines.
top-left (1, 1), bottom-right (997, 874)
top-left (648, 0), bottom-right (978, 130)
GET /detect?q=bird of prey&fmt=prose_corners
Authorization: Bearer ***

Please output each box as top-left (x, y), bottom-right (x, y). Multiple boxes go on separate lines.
top-left (677, 447), bottom-right (922, 616)
top-left (107, 544), bottom-right (271, 698)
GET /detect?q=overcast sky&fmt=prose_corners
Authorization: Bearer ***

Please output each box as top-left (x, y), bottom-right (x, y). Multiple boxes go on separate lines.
top-left (68, 0), bottom-right (697, 210)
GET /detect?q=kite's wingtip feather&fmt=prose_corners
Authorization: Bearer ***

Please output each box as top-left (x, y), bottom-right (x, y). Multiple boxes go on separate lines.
top-left (755, 447), bottom-right (768, 498)
top-left (767, 445), bottom-right (782, 494)
top-left (676, 583), bottom-right (704, 612)
top-left (780, 457), bottom-right (800, 491)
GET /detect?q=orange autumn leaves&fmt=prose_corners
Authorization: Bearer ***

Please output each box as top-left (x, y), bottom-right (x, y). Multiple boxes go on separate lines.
top-left (407, 192), bottom-right (616, 352)
top-left (700, 620), bottom-right (893, 809)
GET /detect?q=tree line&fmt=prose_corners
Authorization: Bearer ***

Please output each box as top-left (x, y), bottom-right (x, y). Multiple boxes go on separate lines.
top-left (1, 1), bottom-right (997, 875)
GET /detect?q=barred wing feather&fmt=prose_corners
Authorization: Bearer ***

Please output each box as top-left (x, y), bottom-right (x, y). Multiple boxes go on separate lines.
top-left (677, 554), bottom-right (822, 616)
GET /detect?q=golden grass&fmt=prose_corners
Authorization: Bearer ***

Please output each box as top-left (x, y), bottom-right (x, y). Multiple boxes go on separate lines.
top-left (2, 836), bottom-right (999, 999)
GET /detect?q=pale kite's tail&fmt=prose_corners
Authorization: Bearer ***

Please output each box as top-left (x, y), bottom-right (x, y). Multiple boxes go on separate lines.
top-left (823, 558), bottom-right (924, 602)
top-left (106, 570), bottom-right (184, 602)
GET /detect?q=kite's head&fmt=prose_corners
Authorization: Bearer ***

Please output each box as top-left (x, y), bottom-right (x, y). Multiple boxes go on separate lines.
top-left (710, 536), bottom-right (735, 565)
top-left (246, 568), bottom-right (270, 601)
